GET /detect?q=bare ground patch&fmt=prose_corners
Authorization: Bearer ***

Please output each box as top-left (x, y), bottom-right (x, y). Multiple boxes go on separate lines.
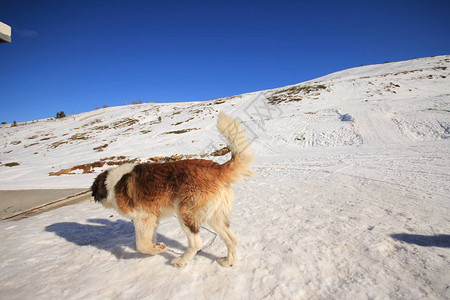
top-left (49, 147), bottom-right (231, 176)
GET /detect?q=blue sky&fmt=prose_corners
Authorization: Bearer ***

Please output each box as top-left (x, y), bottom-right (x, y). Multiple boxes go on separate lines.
top-left (1, 0), bottom-right (449, 123)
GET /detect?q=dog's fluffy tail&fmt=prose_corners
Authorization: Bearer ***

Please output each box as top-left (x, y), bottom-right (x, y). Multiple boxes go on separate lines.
top-left (217, 112), bottom-right (255, 182)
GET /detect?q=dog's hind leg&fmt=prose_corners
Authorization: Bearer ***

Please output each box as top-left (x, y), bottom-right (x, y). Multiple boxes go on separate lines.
top-left (208, 213), bottom-right (237, 267)
top-left (171, 212), bottom-right (203, 267)
top-left (134, 213), bottom-right (167, 255)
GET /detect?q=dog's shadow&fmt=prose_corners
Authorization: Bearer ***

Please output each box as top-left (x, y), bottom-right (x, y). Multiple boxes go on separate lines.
top-left (45, 218), bottom-right (219, 263)
top-left (390, 233), bottom-right (450, 248)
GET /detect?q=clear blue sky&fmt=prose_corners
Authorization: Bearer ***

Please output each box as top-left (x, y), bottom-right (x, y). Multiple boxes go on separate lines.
top-left (1, 0), bottom-right (449, 123)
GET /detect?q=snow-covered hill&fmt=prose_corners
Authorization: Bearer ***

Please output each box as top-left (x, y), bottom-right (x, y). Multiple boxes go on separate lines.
top-left (0, 56), bottom-right (449, 299)
top-left (1, 55), bottom-right (449, 189)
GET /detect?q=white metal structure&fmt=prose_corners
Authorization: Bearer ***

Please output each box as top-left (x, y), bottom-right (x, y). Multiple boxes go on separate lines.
top-left (0, 22), bottom-right (11, 43)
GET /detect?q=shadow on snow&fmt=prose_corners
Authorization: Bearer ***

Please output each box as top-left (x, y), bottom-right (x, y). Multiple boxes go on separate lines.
top-left (390, 233), bottom-right (450, 248)
top-left (45, 218), bottom-right (219, 263)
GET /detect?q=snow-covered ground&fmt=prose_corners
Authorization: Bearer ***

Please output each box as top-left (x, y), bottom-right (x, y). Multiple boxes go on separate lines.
top-left (1, 56), bottom-right (449, 299)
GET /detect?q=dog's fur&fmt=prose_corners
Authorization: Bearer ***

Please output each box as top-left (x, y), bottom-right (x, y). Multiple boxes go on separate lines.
top-left (91, 113), bottom-right (254, 267)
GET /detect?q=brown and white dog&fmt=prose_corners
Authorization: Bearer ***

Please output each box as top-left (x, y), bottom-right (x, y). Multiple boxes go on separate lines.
top-left (91, 113), bottom-right (254, 267)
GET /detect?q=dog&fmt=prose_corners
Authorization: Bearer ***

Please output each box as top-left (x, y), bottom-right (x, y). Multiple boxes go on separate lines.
top-left (91, 113), bottom-right (255, 267)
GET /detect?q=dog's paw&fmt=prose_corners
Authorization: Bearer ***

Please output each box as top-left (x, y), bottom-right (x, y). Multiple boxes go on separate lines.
top-left (217, 257), bottom-right (234, 267)
top-left (155, 242), bottom-right (167, 253)
top-left (171, 257), bottom-right (188, 268)
top-left (137, 243), bottom-right (167, 255)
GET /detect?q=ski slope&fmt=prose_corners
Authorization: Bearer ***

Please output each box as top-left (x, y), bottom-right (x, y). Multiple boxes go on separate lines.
top-left (0, 56), bottom-right (449, 299)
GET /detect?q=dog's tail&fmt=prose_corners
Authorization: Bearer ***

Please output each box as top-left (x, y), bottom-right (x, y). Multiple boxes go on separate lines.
top-left (217, 112), bottom-right (255, 182)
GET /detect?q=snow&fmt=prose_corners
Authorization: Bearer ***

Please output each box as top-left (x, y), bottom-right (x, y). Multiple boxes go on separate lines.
top-left (0, 56), bottom-right (449, 299)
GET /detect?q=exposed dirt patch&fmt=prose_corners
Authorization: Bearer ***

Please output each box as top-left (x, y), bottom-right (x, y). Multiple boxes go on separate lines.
top-left (112, 118), bottom-right (139, 129)
top-left (3, 162), bottom-right (20, 167)
top-left (49, 147), bottom-right (232, 176)
top-left (49, 157), bottom-right (139, 176)
top-left (267, 84), bottom-right (327, 105)
top-left (163, 128), bottom-right (200, 135)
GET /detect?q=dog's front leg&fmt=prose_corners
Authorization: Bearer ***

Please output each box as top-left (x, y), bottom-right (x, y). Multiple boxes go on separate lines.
top-left (134, 214), bottom-right (167, 255)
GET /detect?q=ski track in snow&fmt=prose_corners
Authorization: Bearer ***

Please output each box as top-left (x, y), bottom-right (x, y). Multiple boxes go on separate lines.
top-left (0, 56), bottom-right (449, 299)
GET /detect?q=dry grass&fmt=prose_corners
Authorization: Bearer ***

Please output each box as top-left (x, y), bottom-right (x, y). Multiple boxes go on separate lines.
top-left (148, 154), bottom-right (185, 163)
top-left (49, 146), bottom-right (232, 176)
top-left (93, 144), bottom-right (109, 151)
top-left (209, 146), bottom-right (231, 156)
top-left (24, 142), bottom-right (39, 148)
top-left (112, 118), bottom-right (139, 129)
top-left (211, 95), bottom-right (241, 105)
top-left (172, 117), bottom-right (194, 126)
top-left (82, 119), bottom-right (102, 128)
top-left (267, 84), bottom-right (327, 105)
top-left (426, 108), bottom-right (450, 113)
top-left (163, 128), bottom-right (199, 135)
top-left (4, 162), bottom-right (20, 167)
top-left (70, 133), bottom-right (90, 141)
top-left (93, 125), bottom-right (110, 131)
top-left (101, 156), bottom-right (127, 161)
top-left (49, 157), bottom-right (139, 176)
top-left (50, 141), bottom-right (68, 149)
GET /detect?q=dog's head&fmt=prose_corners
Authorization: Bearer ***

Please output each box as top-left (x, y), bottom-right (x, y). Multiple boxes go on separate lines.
top-left (91, 170), bottom-right (108, 203)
